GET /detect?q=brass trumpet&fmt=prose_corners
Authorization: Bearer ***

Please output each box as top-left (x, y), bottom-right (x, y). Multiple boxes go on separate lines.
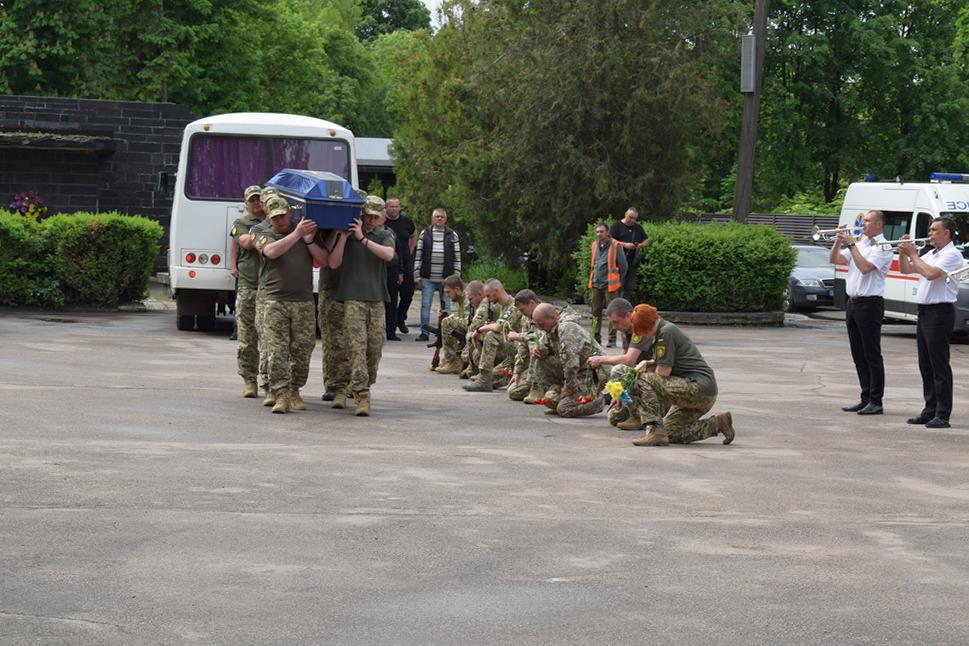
top-left (811, 225), bottom-right (849, 241)
top-left (876, 237), bottom-right (931, 251)
top-left (945, 264), bottom-right (969, 284)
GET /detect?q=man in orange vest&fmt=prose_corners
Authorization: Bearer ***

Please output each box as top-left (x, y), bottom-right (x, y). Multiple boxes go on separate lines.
top-left (588, 222), bottom-right (628, 345)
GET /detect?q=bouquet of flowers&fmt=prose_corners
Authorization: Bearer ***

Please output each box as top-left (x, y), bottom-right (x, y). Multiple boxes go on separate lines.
top-left (604, 367), bottom-right (637, 404)
top-left (9, 191), bottom-right (48, 221)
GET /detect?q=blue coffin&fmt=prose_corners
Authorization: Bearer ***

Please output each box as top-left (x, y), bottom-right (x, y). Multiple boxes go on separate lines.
top-left (266, 169), bottom-right (364, 230)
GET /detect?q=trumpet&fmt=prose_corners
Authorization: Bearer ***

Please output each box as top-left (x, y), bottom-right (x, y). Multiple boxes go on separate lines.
top-left (812, 225), bottom-right (849, 241)
top-left (945, 264), bottom-right (969, 284)
top-left (876, 237), bottom-right (931, 251)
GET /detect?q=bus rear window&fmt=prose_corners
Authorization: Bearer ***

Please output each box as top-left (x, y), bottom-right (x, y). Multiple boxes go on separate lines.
top-left (186, 134), bottom-right (350, 200)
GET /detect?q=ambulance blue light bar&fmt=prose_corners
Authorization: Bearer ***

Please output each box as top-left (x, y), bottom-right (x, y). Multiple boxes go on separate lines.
top-left (929, 172), bottom-right (969, 183)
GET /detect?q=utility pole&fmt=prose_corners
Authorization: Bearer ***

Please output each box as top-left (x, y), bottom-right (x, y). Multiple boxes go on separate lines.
top-left (732, 0), bottom-right (769, 223)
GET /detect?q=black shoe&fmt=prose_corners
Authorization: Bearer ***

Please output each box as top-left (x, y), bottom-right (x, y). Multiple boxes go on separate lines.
top-left (398, 322), bottom-right (409, 334)
top-left (387, 335), bottom-right (401, 341)
top-left (842, 401), bottom-right (867, 412)
top-left (925, 417), bottom-right (951, 429)
top-left (415, 333), bottom-right (429, 342)
top-left (228, 332), bottom-right (238, 340)
top-left (857, 403), bottom-right (883, 415)
top-left (321, 390), bottom-right (335, 402)
top-left (907, 414), bottom-right (933, 424)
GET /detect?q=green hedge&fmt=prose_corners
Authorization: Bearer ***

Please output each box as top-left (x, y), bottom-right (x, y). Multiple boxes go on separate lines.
top-left (573, 221), bottom-right (795, 312)
top-left (0, 211), bottom-right (163, 308)
top-left (0, 210), bottom-right (63, 308)
top-left (463, 258), bottom-right (529, 293)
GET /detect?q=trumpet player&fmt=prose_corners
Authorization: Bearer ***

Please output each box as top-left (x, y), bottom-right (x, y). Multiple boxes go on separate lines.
top-left (898, 217), bottom-right (964, 429)
top-left (828, 210), bottom-right (893, 415)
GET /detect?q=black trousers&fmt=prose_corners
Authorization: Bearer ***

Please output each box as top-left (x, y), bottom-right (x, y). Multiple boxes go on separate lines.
top-left (845, 296), bottom-right (885, 405)
top-left (397, 269), bottom-right (415, 329)
top-left (385, 272), bottom-right (401, 338)
top-left (916, 302), bottom-right (955, 420)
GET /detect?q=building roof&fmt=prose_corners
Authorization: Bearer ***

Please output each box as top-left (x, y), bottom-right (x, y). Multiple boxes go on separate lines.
top-left (356, 137), bottom-right (394, 169)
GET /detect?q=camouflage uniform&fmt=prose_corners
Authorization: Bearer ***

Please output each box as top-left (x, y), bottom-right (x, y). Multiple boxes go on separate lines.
top-left (334, 217), bottom-right (396, 401)
top-left (440, 293), bottom-right (469, 366)
top-left (319, 266), bottom-right (349, 394)
top-left (543, 316), bottom-right (605, 418)
top-left (263, 300), bottom-right (317, 396)
top-left (527, 305), bottom-right (578, 398)
top-left (463, 299), bottom-right (500, 372)
top-left (231, 208), bottom-right (264, 384)
top-left (254, 217), bottom-right (317, 398)
top-left (609, 364), bottom-right (718, 443)
top-left (507, 312), bottom-right (538, 401)
top-left (478, 298), bottom-right (518, 380)
top-left (248, 218), bottom-right (273, 388)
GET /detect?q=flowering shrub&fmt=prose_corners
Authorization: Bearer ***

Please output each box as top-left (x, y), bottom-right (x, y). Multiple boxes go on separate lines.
top-left (9, 191), bottom-right (48, 222)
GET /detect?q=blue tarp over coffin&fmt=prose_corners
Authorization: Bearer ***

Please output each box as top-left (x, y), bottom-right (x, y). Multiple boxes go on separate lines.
top-left (266, 169), bottom-right (364, 229)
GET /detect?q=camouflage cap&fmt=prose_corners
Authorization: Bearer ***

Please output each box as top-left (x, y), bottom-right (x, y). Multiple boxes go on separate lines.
top-left (244, 185), bottom-right (262, 200)
top-left (363, 194), bottom-right (386, 216)
top-left (265, 195), bottom-right (290, 218)
top-left (260, 187), bottom-right (280, 202)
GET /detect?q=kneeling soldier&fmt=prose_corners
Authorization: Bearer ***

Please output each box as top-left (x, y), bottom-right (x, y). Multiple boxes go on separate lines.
top-left (464, 279), bottom-right (518, 391)
top-left (435, 275), bottom-right (476, 374)
top-left (610, 304), bottom-right (734, 446)
top-left (254, 196), bottom-right (330, 413)
top-left (532, 303), bottom-right (605, 417)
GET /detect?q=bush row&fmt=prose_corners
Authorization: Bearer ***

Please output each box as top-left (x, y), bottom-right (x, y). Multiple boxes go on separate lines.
top-left (573, 220), bottom-right (795, 312)
top-left (0, 211), bottom-right (164, 308)
top-left (463, 258), bottom-right (529, 294)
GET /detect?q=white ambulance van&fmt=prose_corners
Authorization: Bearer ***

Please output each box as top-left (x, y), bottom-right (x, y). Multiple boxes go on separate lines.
top-left (167, 113), bottom-right (357, 331)
top-left (834, 173), bottom-right (969, 332)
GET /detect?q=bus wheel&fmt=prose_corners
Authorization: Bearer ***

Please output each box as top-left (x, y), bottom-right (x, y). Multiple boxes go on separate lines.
top-left (196, 314), bottom-right (215, 332)
top-left (177, 314), bottom-right (195, 331)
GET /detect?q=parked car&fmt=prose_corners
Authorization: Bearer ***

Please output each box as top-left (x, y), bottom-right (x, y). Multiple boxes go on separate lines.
top-left (785, 244), bottom-right (835, 312)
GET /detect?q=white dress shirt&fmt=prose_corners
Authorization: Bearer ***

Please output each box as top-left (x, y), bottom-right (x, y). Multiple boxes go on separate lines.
top-left (840, 234), bottom-right (893, 297)
top-left (916, 242), bottom-right (965, 305)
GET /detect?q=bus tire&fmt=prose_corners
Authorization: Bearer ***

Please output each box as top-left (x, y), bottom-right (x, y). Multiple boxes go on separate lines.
top-left (177, 314), bottom-right (195, 331)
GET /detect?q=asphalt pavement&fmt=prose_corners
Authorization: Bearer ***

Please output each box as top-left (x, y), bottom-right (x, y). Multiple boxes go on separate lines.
top-left (1, 308), bottom-right (968, 645)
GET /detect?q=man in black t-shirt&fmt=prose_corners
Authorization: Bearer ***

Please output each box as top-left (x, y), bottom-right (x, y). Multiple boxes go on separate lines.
top-left (608, 207), bottom-right (649, 346)
top-left (384, 197), bottom-right (417, 335)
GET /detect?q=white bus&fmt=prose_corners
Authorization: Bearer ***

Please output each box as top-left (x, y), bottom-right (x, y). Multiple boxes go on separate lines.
top-left (167, 113), bottom-right (357, 330)
top-left (834, 173), bottom-right (969, 332)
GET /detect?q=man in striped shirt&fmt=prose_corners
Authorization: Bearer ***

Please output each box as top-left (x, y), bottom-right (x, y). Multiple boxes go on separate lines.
top-left (414, 207), bottom-right (462, 341)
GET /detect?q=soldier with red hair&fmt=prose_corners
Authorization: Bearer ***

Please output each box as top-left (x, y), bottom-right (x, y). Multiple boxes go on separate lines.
top-left (608, 303), bottom-right (735, 447)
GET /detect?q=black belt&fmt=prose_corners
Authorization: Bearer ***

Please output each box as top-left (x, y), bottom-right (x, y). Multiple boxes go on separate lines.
top-left (918, 302), bottom-right (955, 309)
top-left (848, 295), bottom-right (883, 302)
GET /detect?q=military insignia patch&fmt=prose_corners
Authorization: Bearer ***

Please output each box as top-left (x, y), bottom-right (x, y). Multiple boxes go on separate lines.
top-left (230, 226), bottom-right (237, 236)
top-left (655, 344), bottom-right (667, 359)
top-left (631, 334), bottom-right (641, 344)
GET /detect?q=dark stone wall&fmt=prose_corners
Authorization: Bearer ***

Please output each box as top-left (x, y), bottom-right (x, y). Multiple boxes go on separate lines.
top-left (0, 95), bottom-right (195, 267)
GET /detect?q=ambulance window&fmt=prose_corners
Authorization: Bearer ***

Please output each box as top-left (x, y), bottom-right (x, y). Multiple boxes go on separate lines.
top-left (914, 213), bottom-right (931, 239)
top-left (880, 211), bottom-right (912, 240)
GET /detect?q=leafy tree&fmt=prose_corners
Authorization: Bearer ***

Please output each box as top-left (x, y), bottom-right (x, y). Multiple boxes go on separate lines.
top-left (356, 0), bottom-right (430, 41)
top-left (393, 0), bottom-right (742, 282)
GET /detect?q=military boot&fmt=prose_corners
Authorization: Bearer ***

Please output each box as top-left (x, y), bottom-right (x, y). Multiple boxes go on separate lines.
top-left (262, 390), bottom-right (276, 407)
top-left (271, 394), bottom-right (290, 414)
top-left (243, 382), bottom-right (258, 398)
top-left (435, 359), bottom-right (462, 374)
top-left (321, 389), bottom-right (335, 402)
top-left (463, 371), bottom-right (493, 392)
top-left (633, 426), bottom-right (669, 446)
top-left (522, 384), bottom-right (545, 404)
top-left (716, 412), bottom-right (735, 445)
top-left (617, 414), bottom-right (644, 431)
top-left (332, 391), bottom-right (347, 409)
top-left (355, 393), bottom-right (371, 416)
top-left (289, 391), bottom-right (306, 411)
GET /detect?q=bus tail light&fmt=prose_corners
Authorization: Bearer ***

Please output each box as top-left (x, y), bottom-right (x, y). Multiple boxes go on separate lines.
top-left (185, 252), bottom-right (196, 263)
top-left (188, 270), bottom-right (197, 278)
top-left (211, 254), bottom-right (221, 265)
top-left (197, 254), bottom-right (209, 264)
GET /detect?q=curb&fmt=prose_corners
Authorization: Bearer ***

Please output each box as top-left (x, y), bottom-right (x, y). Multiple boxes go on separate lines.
top-left (659, 310), bottom-right (785, 326)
